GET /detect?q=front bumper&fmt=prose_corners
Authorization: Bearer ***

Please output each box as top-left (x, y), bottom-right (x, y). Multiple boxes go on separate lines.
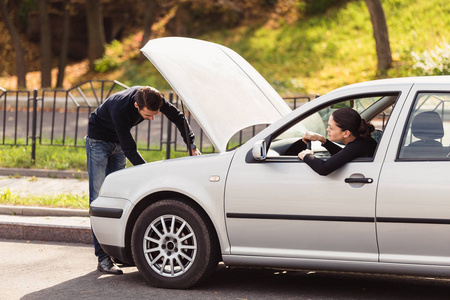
top-left (102, 244), bottom-right (132, 265)
top-left (90, 206), bottom-right (123, 219)
top-left (90, 196), bottom-right (133, 249)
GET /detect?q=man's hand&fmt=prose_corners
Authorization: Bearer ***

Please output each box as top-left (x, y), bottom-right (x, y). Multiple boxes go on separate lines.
top-left (191, 148), bottom-right (202, 156)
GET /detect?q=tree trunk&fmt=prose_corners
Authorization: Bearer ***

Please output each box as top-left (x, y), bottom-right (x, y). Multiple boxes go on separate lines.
top-left (57, 0), bottom-right (70, 88)
top-left (0, 0), bottom-right (26, 88)
top-left (139, 0), bottom-right (160, 62)
top-left (39, 0), bottom-right (52, 87)
top-left (365, 0), bottom-right (392, 73)
top-left (85, 0), bottom-right (106, 69)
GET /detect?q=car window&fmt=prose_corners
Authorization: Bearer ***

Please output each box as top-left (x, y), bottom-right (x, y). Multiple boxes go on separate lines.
top-left (267, 94), bottom-right (398, 158)
top-left (399, 92), bottom-right (450, 160)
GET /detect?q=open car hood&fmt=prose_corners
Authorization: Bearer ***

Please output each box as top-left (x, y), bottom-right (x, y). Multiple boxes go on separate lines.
top-left (141, 37), bottom-right (291, 153)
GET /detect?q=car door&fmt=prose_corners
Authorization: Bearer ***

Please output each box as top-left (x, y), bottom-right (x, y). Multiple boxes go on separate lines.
top-left (377, 85), bottom-right (450, 266)
top-left (224, 92), bottom-right (404, 262)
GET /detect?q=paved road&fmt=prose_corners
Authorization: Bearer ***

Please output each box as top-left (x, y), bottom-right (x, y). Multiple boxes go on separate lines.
top-left (3, 239), bottom-right (450, 300)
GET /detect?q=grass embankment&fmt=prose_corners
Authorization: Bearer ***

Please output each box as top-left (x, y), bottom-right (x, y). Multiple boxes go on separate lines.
top-left (203, 0), bottom-right (450, 94)
top-left (0, 143), bottom-right (191, 170)
top-left (0, 186), bottom-right (88, 210)
top-left (107, 0), bottom-right (450, 96)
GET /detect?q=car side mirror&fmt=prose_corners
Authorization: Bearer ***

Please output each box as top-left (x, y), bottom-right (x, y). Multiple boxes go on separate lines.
top-left (252, 140), bottom-right (267, 160)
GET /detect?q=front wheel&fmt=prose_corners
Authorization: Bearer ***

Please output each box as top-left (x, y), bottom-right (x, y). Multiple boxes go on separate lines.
top-left (131, 199), bottom-right (219, 289)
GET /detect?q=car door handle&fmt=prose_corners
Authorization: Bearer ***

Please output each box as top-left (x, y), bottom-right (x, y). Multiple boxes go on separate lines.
top-left (344, 177), bottom-right (373, 184)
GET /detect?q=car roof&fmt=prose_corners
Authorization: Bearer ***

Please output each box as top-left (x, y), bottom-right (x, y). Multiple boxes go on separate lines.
top-left (333, 76), bottom-right (450, 92)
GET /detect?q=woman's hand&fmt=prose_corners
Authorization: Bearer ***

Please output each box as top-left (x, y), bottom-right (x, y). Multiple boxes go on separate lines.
top-left (302, 131), bottom-right (326, 144)
top-left (298, 149), bottom-right (314, 160)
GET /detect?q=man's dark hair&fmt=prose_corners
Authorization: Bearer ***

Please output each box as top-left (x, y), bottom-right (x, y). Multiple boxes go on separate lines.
top-left (135, 86), bottom-right (163, 111)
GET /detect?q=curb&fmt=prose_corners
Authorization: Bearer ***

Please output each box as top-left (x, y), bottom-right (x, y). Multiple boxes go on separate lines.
top-left (0, 206), bottom-right (92, 244)
top-left (0, 205), bottom-right (89, 217)
top-left (0, 221), bottom-right (92, 244)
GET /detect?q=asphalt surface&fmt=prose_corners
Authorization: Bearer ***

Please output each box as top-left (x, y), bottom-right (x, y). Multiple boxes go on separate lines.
top-left (4, 239), bottom-right (450, 300)
top-left (0, 168), bottom-right (92, 244)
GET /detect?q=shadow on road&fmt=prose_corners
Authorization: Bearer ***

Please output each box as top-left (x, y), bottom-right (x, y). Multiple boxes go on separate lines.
top-left (22, 264), bottom-right (450, 299)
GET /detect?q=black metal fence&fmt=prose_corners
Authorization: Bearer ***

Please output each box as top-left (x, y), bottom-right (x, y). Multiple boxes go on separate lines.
top-left (0, 80), bottom-right (310, 161)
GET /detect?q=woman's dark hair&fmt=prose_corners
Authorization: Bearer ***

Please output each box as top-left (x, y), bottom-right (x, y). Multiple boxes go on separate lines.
top-left (332, 107), bottom-right (374, 140)
top-left (135, 86), bottom-right (163, 111)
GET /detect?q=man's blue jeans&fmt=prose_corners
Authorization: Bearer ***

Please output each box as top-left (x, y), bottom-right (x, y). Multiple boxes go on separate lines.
top-left (85, 137), bottom-right (127, 262)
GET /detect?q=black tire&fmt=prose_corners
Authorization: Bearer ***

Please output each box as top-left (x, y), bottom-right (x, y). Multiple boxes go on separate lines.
top-left (131, 199), bottom-right (219, 289)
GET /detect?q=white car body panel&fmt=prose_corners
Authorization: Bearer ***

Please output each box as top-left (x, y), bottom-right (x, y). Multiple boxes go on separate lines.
top-left (377, 82), bottom-right (450, 266)
top-left (141, 37), bottom-right (291, 153)
top-left (93, 152), bottom-right (235, 252)
top-left (225, 160), bottom-right (380, 262)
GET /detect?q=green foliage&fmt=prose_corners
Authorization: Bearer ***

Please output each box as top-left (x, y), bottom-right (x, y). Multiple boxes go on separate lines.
top-left (0, 143), bottom-right (85, 170)
top-left (94, 40), bottom-right (124, 73)
top-left (208, 0), bottom-right (376, 94)
top-left (39, 145), bottom-right (87, 170)
top-left (0, 188), bottom-right (89, 209)
top-left (18, 0), bottom-right (38, 26)
top-left (411, 40), bottom-right (450, 76)
top-left (217, 0), bottom-right (450, 94)
top-left (0, 144), bottom-right (31, 168)
top-left (94, 56), bottom-right (120, 73)
top-left (0, 143), bottom-right (192, 171)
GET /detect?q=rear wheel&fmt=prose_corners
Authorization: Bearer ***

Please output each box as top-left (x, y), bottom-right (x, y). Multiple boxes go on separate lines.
top-left (131, 199), bottom-right (219, 289)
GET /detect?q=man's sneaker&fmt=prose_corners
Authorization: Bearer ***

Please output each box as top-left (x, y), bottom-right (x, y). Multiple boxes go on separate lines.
top-left (97, 257), bottom-right (123, 275)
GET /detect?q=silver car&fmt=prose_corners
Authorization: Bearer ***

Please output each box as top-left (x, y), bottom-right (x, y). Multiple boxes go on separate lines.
top-left (90, 37), bottom-right (450, 289)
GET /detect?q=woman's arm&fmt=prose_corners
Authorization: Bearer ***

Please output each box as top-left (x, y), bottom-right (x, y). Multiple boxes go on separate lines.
top-left (322, 139), bottom-right (344, 155)
top-left (301, 140), bottom-right (362, 175)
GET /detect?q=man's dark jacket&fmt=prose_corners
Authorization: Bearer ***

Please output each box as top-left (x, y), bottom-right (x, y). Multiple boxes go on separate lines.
top-left (88, 86), bottom-right (195, 165)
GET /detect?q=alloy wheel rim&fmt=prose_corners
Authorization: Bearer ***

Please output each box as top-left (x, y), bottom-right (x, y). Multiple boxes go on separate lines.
top-left (143, 214), bottom-right (197, 277)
